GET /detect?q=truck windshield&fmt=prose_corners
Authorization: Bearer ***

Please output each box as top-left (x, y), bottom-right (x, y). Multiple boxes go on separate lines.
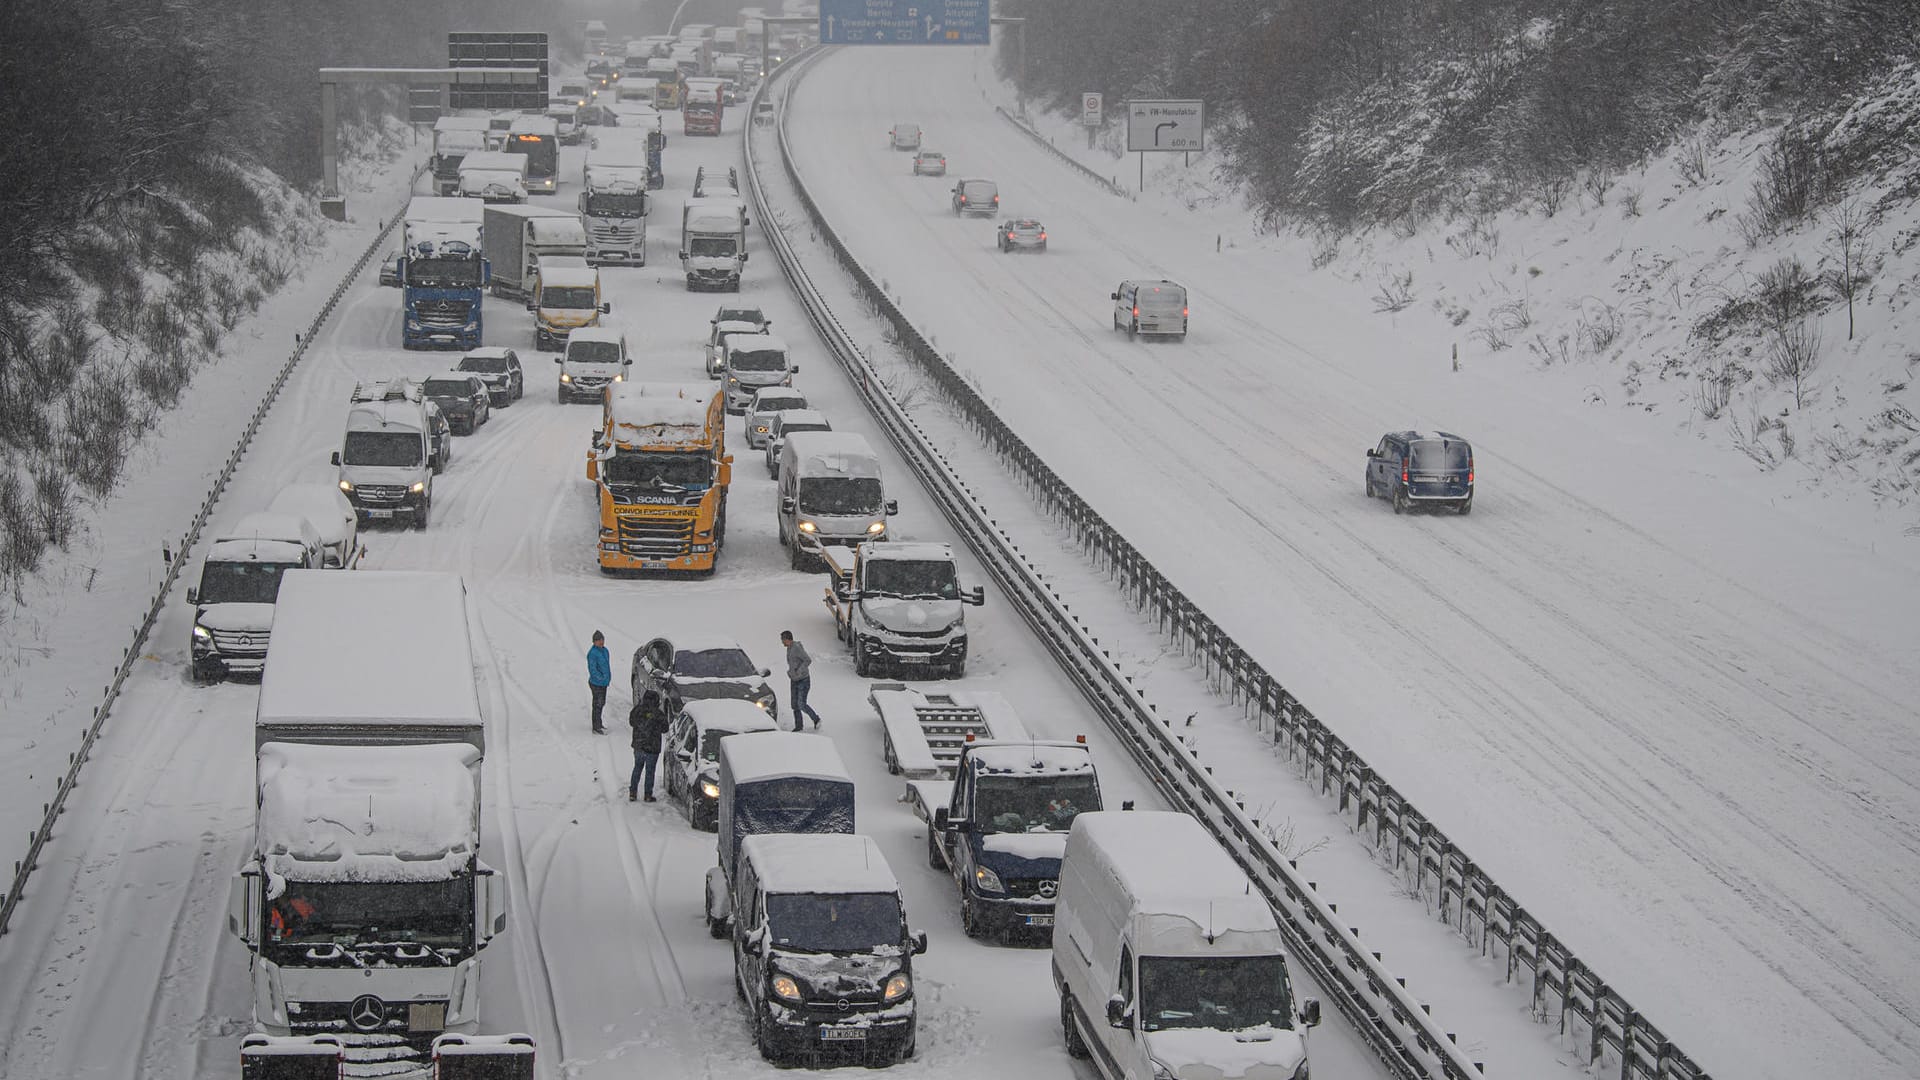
top-left (717, 308), bottom-right (764, 324)
top-left (729, 349), bottom-right (785, 372)
top-left (689, 236), bottom-right (738, 257)
top-left (765, 892), bottom-right (901, 953)
top-left (542, 287), bottom-right (599, 310)
top-left (975, 774), bottom-right (1101, 834)
top-left (265, 878), bottom-right (470, 965)
top-left (586, 192), bottom-right (647, 216)
top-left (863, 559), bottom-right (958, 600)
top-left (197, 560), bottom-right (296, 605)
top-left (408, 257), bottom-right (482, 288)
top-left (1138, 954), bottom-right (1292, 1033)
top-left (343, 430), bottom-right (422, 467)
top-left (568, 340), bottom-right (623, 364)
top-left (798, 477), bottom-right (883, 516)
top-left (605, 450), bottom-right (709, 490)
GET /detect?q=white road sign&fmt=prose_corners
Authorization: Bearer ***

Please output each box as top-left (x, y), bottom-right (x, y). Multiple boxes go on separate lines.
top-left (1081, 92), bottom-right (1103, 127)
top-left (1126, 99), bottom-right (1205, 152)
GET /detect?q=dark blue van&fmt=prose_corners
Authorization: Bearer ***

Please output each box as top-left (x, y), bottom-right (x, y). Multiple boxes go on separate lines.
top-left (1365, 431), bottom-right (1474, 514)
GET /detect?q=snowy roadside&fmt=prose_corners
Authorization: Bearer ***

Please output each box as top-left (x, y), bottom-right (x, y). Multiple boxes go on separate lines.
top-left (0, 142), bottom-right (423, 885)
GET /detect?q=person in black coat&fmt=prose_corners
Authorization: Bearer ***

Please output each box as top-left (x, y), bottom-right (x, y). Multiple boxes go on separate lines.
top-left (628, 688), bottom-right (670, 802)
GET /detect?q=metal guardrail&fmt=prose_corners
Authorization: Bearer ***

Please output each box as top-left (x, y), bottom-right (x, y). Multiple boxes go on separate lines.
top-left (750, 52), bottom-right (1483, 1080)
top-left (758, 53), bottom-right (1714, 1080)
top-left (0, 167), bottom-right (422, 939)
top-left (993, 105), bottom-right (1129, 198)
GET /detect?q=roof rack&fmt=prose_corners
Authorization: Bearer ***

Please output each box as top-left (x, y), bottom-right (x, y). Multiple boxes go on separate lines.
top-left (350, 378), bottom-right (423, 404)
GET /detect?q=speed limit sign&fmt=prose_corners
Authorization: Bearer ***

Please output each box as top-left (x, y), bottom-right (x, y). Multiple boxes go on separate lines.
top-left (1081, 92), bottom-right (1103, 126)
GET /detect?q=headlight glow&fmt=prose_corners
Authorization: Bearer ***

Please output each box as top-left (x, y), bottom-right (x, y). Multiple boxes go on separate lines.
top-left (797, 521), bottom-right (816, 533)
top-left (700, 779), bottom-right (720, 798)
top-left (973, 864), bottom-right (1004, 894)
top-left (770, 975), bottom-right (802, 1002)
top-left (560, 373), bottom-right (573, 383)
top-left (882, 972), bottom-right (911, 1002)
top-left (867, 522), bottom-right (887, 534)
top-left (410, 482), bottom-right (426, 493)
top-left (338, 480), bottom-right (354, 493)
top-left (192, 625), bottom-right (212, 640)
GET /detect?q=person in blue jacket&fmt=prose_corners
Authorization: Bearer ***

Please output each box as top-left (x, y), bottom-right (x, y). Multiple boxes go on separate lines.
top-left (587, 630), bottom-right (611, 734)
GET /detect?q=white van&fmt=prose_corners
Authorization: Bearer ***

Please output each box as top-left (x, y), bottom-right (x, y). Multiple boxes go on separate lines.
top-left (556, 326), bottom-right (631, 403)
top-left (332, 380), bottom-right (435, 529)
top-left (719, 332), bottom-right (795, 414)
top-left (267, 483), bottom-right (359, 568)
top-left (1053, 811), bottom-right (1320, 1080)
top-left (776, 431), bottom-right (896, 570)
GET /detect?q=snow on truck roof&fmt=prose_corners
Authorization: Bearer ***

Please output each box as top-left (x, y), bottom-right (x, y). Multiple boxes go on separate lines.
top-left (1068, 811), bottom-right (1280, 941)
top-left (606, 382), bottom-right (714, 433)
top-left (405, 196), bottom-right (484, 223)
top-left (346, 398), bottom-right (426, 433)
top-left (508, 115), bottom-right (558, 135)
top-left (535, 263), bottom-right (599, 289)
top-left (721, 731), bottom-right (852, 786)
top-left (257, 742), bottom-right (479, 881)
top-left (860, 540), bottom-right (952, 562)
top-left (257, 571), bottom-right (481, 732)
top-left (964, 739), bottom-right (1092, 776)
top-left (741, 833), bottom-right (898, 896)
top-left (783, 431), bottom-right (881, 477)
top-left (569, 326), bottom-right (625, 346)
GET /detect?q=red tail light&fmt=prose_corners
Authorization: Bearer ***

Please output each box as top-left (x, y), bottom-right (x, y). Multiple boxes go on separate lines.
top-left (991, 195), bottom-right (999, 203)
top-left (1132, 306), bottom-right (1139, 317)
top-left (1467, 462), bottom-right (1475, 484)
top-left (1401, 459), bottom-right (1410, 483)
top-left (1182, 307), bottom-right (1189, 317)
top-left (1039, 232), bottom-right (1047, 240)
top-left (958, 195), bottom-right (966, 203)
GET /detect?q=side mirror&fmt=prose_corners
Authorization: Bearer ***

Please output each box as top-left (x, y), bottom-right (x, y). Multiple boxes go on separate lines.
top-left (1110, 292), bottom-right (1120, 301)
top-left (186, 586), bottom-right (198, 606)
top-left (480, 863), bottom-right (509, 939)
top-left (789, 363), bottom-right (798, 373)
top-left (745, 927), bottom-right (767, 957)
top-left (911, 930), bottom-right (929, 955)
top-left (554, 356), bottom-right (565, 364)
top-left (780, 495), bottom-right (796, 515)
top-left (601, 301), bottom-right (612, 314)
top-left (933, 807), bottom-right (950, 831)
top-left (330, 451), bottom-right (341, 466)
top-left (1106, 994), bottom-right (1130, 1029)
top-left (1365, 448), bottom-right (1377, 458)
top-left (227, 866), bottom-right (260, 947)
top-left (968, 585), bottom-right (986, 607)
top-left (740, 251), bottom-right (750, 262)
top-left (756, 666), bottom-right (771, 678)
top-left (525, 300), bottom-right (537, 312)
top-left (678, 250), bottom-right (689, 260)
top-left (885, 499), bottom-right (899, 516)
top-left (1300, 998), bottom-right (1322, 1027)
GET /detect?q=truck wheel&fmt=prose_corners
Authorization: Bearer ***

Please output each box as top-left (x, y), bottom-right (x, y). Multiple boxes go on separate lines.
top-left (960, 894), bottom-right (983, 939)
top-left (947, 660), bottom-right (966, 679)
top-left (1364, 476), bottom-right (1377, 499)
top-left (788, 540), bottom-right (805, 571)
top-left (755, 1007), bottom-right (782, 1064)
top-left (557, 388), bottom-right (567, 405)
top-left (413, 501), bottom-right (431, 530)
top-left (853, 641), bottom-right (873, 678)
top-left (927, 827), bottom-right (943, 869)
top-left (1062, 994), bottom-right (1091, 1059)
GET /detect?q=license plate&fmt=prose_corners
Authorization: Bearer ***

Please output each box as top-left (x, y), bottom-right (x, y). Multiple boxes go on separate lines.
top-left (1025, 914), bottom-right (1055, 927)
top-left (366, 509), bottom-right (394, 519)
top-left (642, 560), bottom-right (669, 570)
top-left (819, 1026), bottom-right (866, 1042)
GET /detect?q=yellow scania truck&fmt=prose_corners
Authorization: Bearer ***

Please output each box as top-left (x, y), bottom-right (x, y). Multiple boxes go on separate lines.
top-left (587, 381), bottom-right (731, 574)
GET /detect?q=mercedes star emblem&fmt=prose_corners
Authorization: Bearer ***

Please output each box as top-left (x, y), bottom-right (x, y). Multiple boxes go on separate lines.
top-left (1038, 880), bottom-right (1059, 899)
top-left (348, 993), bottom-right (386, 1031)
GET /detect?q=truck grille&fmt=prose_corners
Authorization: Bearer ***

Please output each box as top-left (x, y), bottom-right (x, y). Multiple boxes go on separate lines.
top-left (415, 299), bottom-right (472, 327)
top-left (208, 628), bottom-right (270, 658)
top-left (590, 222), bottom-right (638, 241)
top-left (1003, 878), bottom-right (1059, 900)
top-left (618, 513), bottom-right (695, 557)
top-left (355, 484), bottom-right (409, 506)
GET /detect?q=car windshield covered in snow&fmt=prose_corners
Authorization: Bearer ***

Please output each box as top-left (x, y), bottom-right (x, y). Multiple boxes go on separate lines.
top-left (715, 306), bottom-right (765, 325)
top-left (197, 561), bottom-right (296, 605)
top-left (674, 646), bottom-right (757, 679)
top-left (765, 892), bottom-right (901, 953)
top-left (264, 879), bottom-right (469, 964)
top-left (422, 378), bottom-right (477, 399)
top-left (689, 236), bottom-right (738, 257)
top-left (975, 774), bottom-right (1101, 834)
top-left (542, 286), bottom-right (599, 309)
top-left (798, 477), bottom-right (883, 516)
top-left (568, 340), bottom-right (622, 364)
top-left (730, 349), bottom-right (786, 372)
top-left (343, 430), bottom-right (422, 467)
top-left (458, 355), bottom-right (511, 374)
top-left (864, 559), bottom-right (958, 600)
top-left (1137, 954), bottom-right (1292, 1033)
top-left (604, 450), bottom-right (709, 489)
top-left (1409, 439), bottom-right (1471, 472)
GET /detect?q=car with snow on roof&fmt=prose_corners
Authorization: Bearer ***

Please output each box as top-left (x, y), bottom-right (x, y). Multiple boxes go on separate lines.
top-left (456, 347), bottom-right (525, 406)
top-left (823, 542), bottom-right (984, 678)
top-left (763, 409), bottom-right (831, 479)
top-left (705, 305), bottom-right (772, 375)
top-left (556, 327), bottom-right (630, 404)
top-left (732, 833), bottom-right (928, 1067)
top-left (997, 218), bottom-right (1047, 253)
top-left (720, 332), bottom-right (796, 414)
top-left (420, 372), bottom-right (492, 435)
top-left (631, 634), bottom-right (777, 721)
top-left (333, 380), bottom-right (436, 528)
top-left (777, 432), bottom-right (897, 570)
top-left (912, 149), bottom-right (946, 176)
top-left (663, 698), bottom-right (780, 830)
top-left (1111, 279), bottom-right (1188, 341)
top-left (743, 387), bottom-right (808, 450)
top-left (706, 731), bottom-right (856, 937)
top-left (889, 122), bottom-right (922, 150)
top-left (185, 511), bottom-right (327, 684)
top-left (951, 178), bottom-right (998, 217)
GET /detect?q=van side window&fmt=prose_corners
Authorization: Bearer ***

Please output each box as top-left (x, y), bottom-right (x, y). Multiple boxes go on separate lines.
top-left (1117, 944), bottom-right (1135, 1008)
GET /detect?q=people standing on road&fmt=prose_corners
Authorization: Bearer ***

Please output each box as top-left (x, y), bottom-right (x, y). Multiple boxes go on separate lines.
top-left (781, 630), bottom-right (822, 731)
top-left (587, 631), bottom-right (611, 734)
top-left (628, 687), bottom-right (669, 802)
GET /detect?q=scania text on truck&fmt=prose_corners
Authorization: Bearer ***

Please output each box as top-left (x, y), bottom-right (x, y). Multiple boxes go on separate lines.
top-left (823, 541), bottom-right (983, 677)
top-left (186, 512), bottom-right (326, 683)
top-left (526, 255), bottom-right (608, 351)
top-left (400, 196), bottom-right (488, 351)
top-left (680, 196), bottom-right (749, 291)
top-left (587, 381), bottom-right (732, 575)
top-left (503, 115), bottom-right (559, 194)
top-left (777, 431), bottom-right (897, 570)
top-left (482, 204), bottom-right (586, 302)
top-left (1053, 811), bottom-right (1321, 1080)
top-left (231, 571), bottom-right (507, 1074)
top-left (580, 134), bottom-right (651, 265)
top-left (332, 380), bottom-right (435, 529)
top-left (430, 116), bottom-right (492, 196)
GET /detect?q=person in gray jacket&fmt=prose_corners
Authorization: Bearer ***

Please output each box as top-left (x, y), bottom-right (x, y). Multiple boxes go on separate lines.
top-left (780, 629), bottom-right (822, 731)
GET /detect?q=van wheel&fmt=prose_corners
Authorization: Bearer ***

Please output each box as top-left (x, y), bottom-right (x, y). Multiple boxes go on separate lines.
top-left (1391, 488), bottom-right (1406, 515)
top-left (1127, 322), bottom-right (1138, 341)
top-left (926, 828), bottom-right (943, 870)
top-left (960, 894), bottom-right (983, 939)
top-left (1364, 476), bottom-right (1377, 499)
top-left (557, 389), bottom-right (567, 404)
top-left (789, 541), bottom-right (805, 571)
top-left (1061, 994), bottom-right (1091, 1059)
top-left (413, 501), bottom-right (431, 530)
top-left (1457, 496), bottom-right (1473, 516)
top-left (853, 641), bottom-right (873, 678)
top-left (735, 968), bottom-right (747, 1002)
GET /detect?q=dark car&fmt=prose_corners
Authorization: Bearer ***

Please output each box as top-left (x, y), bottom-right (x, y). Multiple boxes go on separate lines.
top-left (662, 699), bottom-right (779, 830)
top-left (421, 373), bottom-right (493, 435)
top-left (631, 635), bottom-right (778, 722)
top-left (457, 347), bottom-right (525, 406)
top-left (424, 399), bottom-right (453, 473)
top-left (1365, 431), bottom-right (1474, 514)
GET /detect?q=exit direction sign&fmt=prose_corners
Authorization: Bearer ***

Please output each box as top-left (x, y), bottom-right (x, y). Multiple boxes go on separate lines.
top-left (1126, 100), bottom-right (1205, 152)
top-left (819, 0), bottom-right (990, 45)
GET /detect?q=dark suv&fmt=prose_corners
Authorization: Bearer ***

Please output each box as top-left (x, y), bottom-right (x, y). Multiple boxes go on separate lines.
top-left (457, 347), bottom-right (525, 406)
top-left (1365, 431), bottom-right (1474, 514)
top-left (421, 373), bottom-right (493, 435)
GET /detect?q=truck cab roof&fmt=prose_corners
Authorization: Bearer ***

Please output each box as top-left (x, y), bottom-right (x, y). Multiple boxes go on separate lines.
top-left (962, 739), bottom-right (1096, 777)
top-left (605, 382), bottom-right (715, 438)
top-left (782, 431), bottom-right (881, 478)
top-left (534, 260), bottom-right (598, 289)
top-left (741, 833), bottom-right (898, 895)
top-left (568, 326), bottom-right (626, 347)
top-left (721, 730), bottom-right (851, 786)
top-left (723, 332), bottom-right (787, 354)
top-left (257, 742), bottom-right (480, 881)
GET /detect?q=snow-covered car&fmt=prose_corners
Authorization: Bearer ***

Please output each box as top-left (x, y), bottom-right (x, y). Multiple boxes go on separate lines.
top-left (421, 372), bottom-right (493, 435)
top-left (1365, 430), bottom-right (1474, 515)
top-left (912, 149), bottom-right (946, 176)
top-left (706, 305), bottom-right (772, 376)
top-left (663, 699), bottom-right (780, 830)
top-left (423, 399), bottom-right (452, 474)
top-left (379, 251), bottom-right (401, 287)
top-left (889, 122), bottom-right (922, 150)
top-left (267, 483), bottom-right (360, 568)
top-left (951, 178), bottom-right (998, 217)
top-left (456, 347), bottom-right (525, 406)
top-left (764, 409), bottom-right (830, 479)
top-left (631, 635), bottom-right (778, 721)
top-left (996, 218), bottom-right (1047, 252)
top-left (744, 387), bottom-right (809, 450)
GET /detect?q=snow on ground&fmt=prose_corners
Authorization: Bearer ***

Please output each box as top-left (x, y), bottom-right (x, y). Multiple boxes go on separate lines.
top-left (0, 102), bottom-right (1391, 1080)
top-left (787, 45), bottom-right (1920, 1080)
top-left (0, 146), bottom-right (420, 893)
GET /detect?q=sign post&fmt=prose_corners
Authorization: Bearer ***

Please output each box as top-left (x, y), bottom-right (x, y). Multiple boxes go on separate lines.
top-left (1125, 99), bottom-right (1205, 191)
top-left (818, 0), bottom-right (990, 45)
top-left (1081, 92), bottom-right (1102, 149)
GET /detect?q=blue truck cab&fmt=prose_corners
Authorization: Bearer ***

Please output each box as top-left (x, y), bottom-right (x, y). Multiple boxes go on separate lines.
top-left (399, 197), bottom-right (490, 351)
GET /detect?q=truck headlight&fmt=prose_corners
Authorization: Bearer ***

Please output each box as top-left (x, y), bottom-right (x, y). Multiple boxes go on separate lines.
top-left (770, 974), bottom-right (802, 1003)
top-left (972, 865), bottom-right (1004, 894)
top-left (700, 779), bottom-right (720, 799)
top-left (406, 319), bottom-right (422, 330)
top-left (881, 972), bottom-right (911, 1003)
top-left (867, 521), bottom-right (887, 534)
top-left (560, 373), bottom-right (572, 383)
top-left (192, 625), bottom-right (212, 641)
top-left (410, 481), bottom-right (426, 493)
top-left (797, 520), bottom-right (815, 533)
top-left (338, 480), bottom-right (354, 493)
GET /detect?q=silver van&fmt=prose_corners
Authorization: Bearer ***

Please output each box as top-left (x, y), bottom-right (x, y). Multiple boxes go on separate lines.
top-left (776, 431), bottom-right (896, 570)
top-left (1111, 280), bottom-right (1188, 340)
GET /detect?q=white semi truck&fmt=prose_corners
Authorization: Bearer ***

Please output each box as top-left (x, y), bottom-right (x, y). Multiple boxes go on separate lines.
top-left (580, 131), bottom-right (651, 265)
top-left (230, 570), bottom-right (506, 1072)
top-left (679, 196), bottom-right (748, 291)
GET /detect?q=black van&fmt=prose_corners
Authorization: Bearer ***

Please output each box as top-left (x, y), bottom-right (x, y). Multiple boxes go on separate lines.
top-left (1364, 431), bottom-right (1474, 514)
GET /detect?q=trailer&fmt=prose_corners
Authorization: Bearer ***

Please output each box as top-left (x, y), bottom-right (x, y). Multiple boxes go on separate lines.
top-left (867, 682), bottom-right (1029, 812)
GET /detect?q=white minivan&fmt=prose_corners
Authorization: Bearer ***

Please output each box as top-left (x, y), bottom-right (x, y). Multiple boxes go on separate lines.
top-left (1053, 811), bottom-right (1320, 1080)
top-left (776, 431), bottom-right (896, 570)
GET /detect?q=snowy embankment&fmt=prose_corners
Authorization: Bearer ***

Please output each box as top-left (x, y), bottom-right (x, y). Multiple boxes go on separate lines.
top-left (800, 45), bottom-right (1920, 1080)
top-left (0, 134), bottom-right (422, 897)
